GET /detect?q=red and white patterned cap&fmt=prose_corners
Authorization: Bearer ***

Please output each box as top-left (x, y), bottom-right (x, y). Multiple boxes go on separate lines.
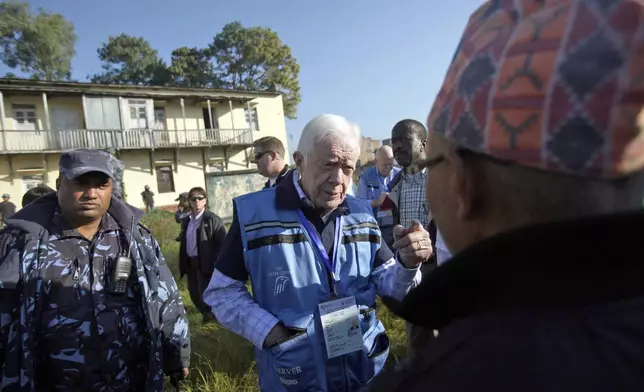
top-left (427, 0), bottom-right (644, 178)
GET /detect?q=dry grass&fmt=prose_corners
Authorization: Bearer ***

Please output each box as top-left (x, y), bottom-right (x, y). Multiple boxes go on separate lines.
top-left (142, 209), bottom-right (407, 391)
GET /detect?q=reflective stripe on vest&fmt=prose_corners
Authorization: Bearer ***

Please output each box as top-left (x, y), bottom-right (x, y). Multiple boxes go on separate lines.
top-left (234, 189), bottom-right (390, 391)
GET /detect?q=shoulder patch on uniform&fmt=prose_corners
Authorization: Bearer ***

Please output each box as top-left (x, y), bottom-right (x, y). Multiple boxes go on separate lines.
top-left (137, 222), bottom-right (151, 233)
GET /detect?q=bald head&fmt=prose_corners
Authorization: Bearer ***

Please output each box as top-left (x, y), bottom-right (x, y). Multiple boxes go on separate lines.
top-left (375, 145), bottom-right (395, 176)
top-left (376, 145), bottom-right (393, 159)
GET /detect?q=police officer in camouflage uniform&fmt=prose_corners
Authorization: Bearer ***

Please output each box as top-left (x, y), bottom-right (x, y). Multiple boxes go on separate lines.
top-left (0, 149), bottom-right (191, 392)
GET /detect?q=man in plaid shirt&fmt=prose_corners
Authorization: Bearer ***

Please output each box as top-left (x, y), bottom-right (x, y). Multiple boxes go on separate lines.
top-left (385, 119), bottom-right (439, 357)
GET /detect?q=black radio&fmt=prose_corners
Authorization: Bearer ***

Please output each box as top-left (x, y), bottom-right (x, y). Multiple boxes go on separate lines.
top-left (109, 216), bottom-right (135, 295)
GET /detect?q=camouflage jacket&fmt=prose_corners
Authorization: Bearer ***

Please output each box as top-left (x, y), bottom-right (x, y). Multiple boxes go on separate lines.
top-left (0, 193), bottom-right (190, 392)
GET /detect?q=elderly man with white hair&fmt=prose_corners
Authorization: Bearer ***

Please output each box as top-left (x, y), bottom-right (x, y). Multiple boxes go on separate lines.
top-left (205, 114), bottom-right (433, 392)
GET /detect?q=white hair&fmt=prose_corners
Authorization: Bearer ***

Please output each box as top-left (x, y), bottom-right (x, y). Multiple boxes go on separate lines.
top-left (296, 114), bottom-right (361, 161)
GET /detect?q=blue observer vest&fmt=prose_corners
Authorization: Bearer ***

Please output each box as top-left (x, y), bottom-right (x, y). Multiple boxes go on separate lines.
top-left (359, 166), bottom-right (400, 228)
top-left (235, 188), bottom-right (390, 392)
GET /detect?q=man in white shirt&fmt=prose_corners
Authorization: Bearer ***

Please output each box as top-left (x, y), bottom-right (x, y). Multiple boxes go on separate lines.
top-left (178, 187), bottom-right (227, 323)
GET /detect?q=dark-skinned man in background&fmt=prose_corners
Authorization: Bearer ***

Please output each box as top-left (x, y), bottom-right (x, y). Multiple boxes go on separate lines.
top-left (0, 149), bottom-right (190, 391)
top-left (385, 119), bottom-right (439, 357)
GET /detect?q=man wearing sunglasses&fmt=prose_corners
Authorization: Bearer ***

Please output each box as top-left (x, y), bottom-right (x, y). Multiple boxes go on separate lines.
top-left (178, 187), bottom-right (227, 323)
top-left (253, 136), bottom-right (291, 189)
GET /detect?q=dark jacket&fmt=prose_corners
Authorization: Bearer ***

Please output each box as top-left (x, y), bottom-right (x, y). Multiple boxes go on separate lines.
top-left (262, 165), bottom-right (291, 189)
top-left (368, 211), bottom-right (644, 392)
top-left (175, 209), bottom-right (190, 223)
top-left (0, 193), bottom-right (190, 392)
top-left (179, 210), bottom-right (226, 278)
top-left (141, 190), bottom-right (155, 206)
top-left (0, 201), bottom-right (16, 222)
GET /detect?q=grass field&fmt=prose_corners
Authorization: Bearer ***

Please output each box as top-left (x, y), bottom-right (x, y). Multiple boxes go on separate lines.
top-left (142, 209), bottom-right (407, 392)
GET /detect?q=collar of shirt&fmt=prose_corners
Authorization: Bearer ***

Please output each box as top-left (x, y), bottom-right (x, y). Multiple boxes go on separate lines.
top-left (292, 169), bottom-right (311, 204)
top-left (50, 210), bottom-right (119, 239)
top-left (190, 210), bottom-right (205, 221)
top-left (402, 167), bottom-right (428, 185)
top-left (378, 170), bottom-right (396, 187)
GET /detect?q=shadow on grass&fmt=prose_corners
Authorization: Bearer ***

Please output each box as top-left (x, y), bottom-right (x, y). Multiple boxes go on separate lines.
top-left (143, 211), bottom-right (259, 390)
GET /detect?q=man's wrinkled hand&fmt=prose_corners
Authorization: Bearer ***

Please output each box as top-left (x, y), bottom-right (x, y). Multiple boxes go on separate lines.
top-left (392, 219), bottom-right (433, 268)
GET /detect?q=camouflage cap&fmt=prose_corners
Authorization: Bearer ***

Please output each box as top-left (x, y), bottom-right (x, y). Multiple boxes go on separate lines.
top-left (427, 0), bottom-right (644, 178)
top-left (59, 149), bottom-right (115, 180)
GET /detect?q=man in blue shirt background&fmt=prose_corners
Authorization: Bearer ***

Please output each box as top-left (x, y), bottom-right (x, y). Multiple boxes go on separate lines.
top-left (357, 145), bottom-right (400, 247)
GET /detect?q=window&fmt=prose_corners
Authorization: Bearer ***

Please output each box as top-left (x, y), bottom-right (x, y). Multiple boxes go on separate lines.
top-left (245, 107), bottom-right (259, 130)
top-left (203, 108), bottom-right (218, 129)
top-left (23, 175), bottom-right (45, 193)
top-left (155, 165), bottom-right (175, 194)
top-left (128, 100), bottom-right (148, 129)
top-left (13, 104), bottom-right (38, 131)
top-left (154, 107), bottom-right (166, 130)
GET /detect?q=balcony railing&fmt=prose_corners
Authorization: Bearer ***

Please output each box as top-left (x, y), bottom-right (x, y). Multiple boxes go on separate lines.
top-left (0, 128), bottom-right (254, 153)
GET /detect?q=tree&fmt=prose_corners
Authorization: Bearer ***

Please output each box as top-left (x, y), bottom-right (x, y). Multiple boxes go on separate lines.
top-left (167, 46), bottom-right (216, 88)
top-left (0, 0), bottom-right (76, 80)
top-left (210, 22), bottom-right (301, 119)
top-left (91, 34), bottom-right (168, 85)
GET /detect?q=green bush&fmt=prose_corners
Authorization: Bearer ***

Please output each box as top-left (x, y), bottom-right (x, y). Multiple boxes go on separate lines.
top-left (142, 210), bottom-right (407, 391)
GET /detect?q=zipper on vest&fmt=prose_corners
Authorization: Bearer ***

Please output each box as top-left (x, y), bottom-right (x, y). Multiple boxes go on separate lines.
top-left (72, 258), bottom-right (80, 280)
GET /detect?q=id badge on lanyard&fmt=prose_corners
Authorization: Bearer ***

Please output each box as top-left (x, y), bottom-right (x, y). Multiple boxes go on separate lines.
top-left (296, 210), bottom-right (363, 358)
top-left (296, 210), bottom-right (342, 296)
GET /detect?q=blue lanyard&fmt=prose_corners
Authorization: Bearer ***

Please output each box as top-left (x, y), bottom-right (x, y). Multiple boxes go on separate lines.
top-left (296, 209), bottom-right (342, 277)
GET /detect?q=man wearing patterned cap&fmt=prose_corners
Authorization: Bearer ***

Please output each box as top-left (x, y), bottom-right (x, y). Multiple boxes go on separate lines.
top-left (367, 0), bottom-right (644, 390)
top-left (0, 148), bottom-right (190, 391)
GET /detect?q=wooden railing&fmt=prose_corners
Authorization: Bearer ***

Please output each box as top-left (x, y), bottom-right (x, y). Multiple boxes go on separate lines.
top-left (0, 128), bottom-right (254, 152)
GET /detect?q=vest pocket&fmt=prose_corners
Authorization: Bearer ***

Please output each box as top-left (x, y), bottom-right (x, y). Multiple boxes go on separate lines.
top-left (266, 330), bottom-right (319, 391)
top-left (363, 318), bottom-right (390, 377)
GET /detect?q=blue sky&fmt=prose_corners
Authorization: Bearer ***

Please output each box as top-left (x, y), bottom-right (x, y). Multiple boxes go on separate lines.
top-left (2, 0), bottom-right (482, 151)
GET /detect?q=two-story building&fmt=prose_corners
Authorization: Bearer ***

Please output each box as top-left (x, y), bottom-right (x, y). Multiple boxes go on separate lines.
top-left (0, 78), bottom-right (289, 211)
top-left (359, 136), bottom-right (382, 166)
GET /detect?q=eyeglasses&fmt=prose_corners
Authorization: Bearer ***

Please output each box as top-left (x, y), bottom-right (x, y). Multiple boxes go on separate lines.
top-left (190, 196), bottom-right (206, 202)
top-left (253, 151), bottom-right (273, 163)
top-left (423, 154), bottom-right (446, 170)
top-left (418, 148), bottom-right (513, 171)
top-left (407, 154), bottom-right (446, 174)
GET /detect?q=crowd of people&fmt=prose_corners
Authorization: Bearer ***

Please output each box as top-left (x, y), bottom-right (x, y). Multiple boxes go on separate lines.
top-left (1, 0), bottom-right (644, 391)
